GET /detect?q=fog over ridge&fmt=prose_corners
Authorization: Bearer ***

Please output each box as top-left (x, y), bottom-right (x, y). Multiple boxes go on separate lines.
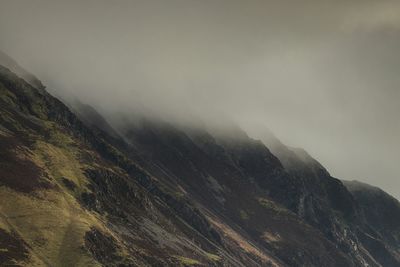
top-left (0, 0), bottom-right (399, 199)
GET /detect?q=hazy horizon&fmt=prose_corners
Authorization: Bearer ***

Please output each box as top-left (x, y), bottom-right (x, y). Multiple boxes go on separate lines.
top-left (1, 0), bottom-right (399, 199)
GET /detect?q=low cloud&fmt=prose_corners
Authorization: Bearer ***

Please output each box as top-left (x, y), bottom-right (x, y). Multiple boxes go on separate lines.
top-left (0, 0), bottom-right (399, 198)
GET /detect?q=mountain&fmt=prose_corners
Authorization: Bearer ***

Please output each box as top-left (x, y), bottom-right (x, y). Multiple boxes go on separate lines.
top-left (68, 99), bottom-right (121, 139)
top-left (343, 180), bottom-right (400, 267)
top-left (0, 50), bottom-right (44, 90)
top-left (258, 132), bottom-right (400, 266)
top-left (0, 56), bottom-right (399, 266)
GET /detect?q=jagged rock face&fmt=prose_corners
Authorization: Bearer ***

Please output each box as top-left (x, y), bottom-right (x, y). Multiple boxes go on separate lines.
top-left (125, 131), bottom-right (347, 266)
top-left (344, 181), bottom-right (400, 267)
top-left (261, 133), bottom-right (400, 266)
top-left (344, 181), bottom-right (400, 238)
top-left (117, 120), bottom-right (363, 266)
top-left (0, 59), bottom-right (399, 267)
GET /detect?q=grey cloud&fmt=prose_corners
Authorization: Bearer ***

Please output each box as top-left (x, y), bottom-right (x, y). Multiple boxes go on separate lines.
top-left (0, 0), bottom-right (399, 198)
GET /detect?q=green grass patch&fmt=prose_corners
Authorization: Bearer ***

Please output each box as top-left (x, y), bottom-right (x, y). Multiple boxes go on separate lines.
top-left (173, 190), bottom-right (186, 199)
top-left (32, 138), bottom-right (88, 192)
top-left (0, 187), bottom-right (103, 267)
top-left (257, 197), bottom-right (289, 215)
top-left (239, 210), bottom-right (249, 220)
top-left (205, 252), bottom-right (221, 262)
top-left (174, 255), bottom-right (202, 266)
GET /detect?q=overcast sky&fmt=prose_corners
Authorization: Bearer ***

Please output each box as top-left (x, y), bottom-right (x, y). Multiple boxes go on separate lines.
top-left (0, 0), bottom-right (399, 199)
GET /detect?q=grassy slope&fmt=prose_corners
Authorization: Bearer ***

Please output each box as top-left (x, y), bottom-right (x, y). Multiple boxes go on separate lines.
top-left (0, 66), bottom-right (233, 266)
top-left (0, 71), bottom-right (137, 266)
top-left (0, 117), bottom-right (104, 266)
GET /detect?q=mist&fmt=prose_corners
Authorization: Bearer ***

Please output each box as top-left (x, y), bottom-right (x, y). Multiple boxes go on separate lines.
top-left (0, 0), bottom-right (399, 198)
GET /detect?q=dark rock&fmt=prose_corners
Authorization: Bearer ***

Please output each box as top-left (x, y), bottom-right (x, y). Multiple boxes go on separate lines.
top-left (0, 229), bottom-right (29, 266)
top-left (61, 177), bottom-right (77, 191)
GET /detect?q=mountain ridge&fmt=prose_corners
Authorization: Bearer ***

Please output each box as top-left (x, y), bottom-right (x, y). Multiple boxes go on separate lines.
top-left (0, 56), bottom-right (399, 266)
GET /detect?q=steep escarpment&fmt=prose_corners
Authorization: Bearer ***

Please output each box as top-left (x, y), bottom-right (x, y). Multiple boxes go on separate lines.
top-left (115, 119), bottom-right (367, 266)
top-left (114, 116), bottom-right (400, 266)
top-left (343, 180), bottom-right (400, 267)
top-left (260, 132), bottom-right (400, 266)
top-left (0, 65), bottom-right (243, 266)
top-left (0, 58), bottom-right (399, 267)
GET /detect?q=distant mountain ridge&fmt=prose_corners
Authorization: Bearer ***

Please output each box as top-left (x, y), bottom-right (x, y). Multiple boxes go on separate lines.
top-left (0, 53), bottom-right (399, 266)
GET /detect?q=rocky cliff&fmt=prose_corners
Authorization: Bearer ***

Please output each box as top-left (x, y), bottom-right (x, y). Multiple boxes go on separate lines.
top-left (0, 58), bottom-right (399, 266)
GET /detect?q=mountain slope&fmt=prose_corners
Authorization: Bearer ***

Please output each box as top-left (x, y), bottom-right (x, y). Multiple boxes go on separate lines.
top-left (259, 131), bottom-right (400, 266)
top-left (343, 180), bottom-right (400, 267)
top-left (0, 50), bottom-right (44, 90)
top-left (0, 65), bottom-right (240, 266)
top-left (0, 58), bottom-right (399, 267)
top-left (118, 119), bottom-right (355, 266)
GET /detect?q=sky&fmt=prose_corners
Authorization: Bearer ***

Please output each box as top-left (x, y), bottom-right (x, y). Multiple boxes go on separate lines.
top-left (0, 0), bottom-right (399, 199)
